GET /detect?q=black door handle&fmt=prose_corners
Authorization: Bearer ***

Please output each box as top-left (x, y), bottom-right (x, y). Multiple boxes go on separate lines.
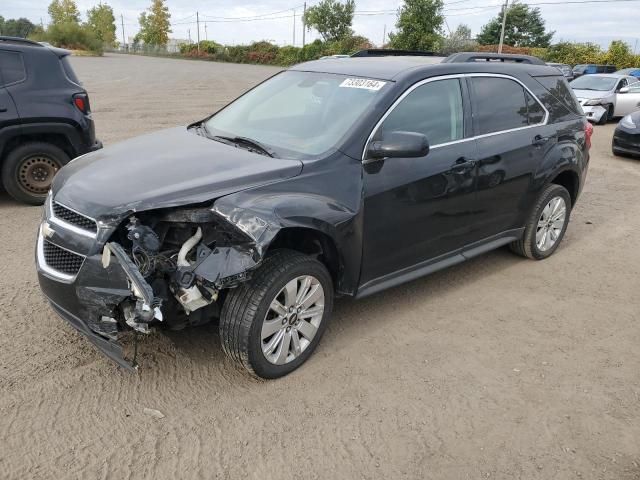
top-left (533, 134), bottom-right (553, 146)
top-left (0, 106), bottom-right (8, 112)
top-left (451, 157), bottom-right (476, 171)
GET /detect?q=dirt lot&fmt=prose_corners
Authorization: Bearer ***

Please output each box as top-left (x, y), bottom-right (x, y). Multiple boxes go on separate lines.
top-left (1, 54), bottom-right (639, 480)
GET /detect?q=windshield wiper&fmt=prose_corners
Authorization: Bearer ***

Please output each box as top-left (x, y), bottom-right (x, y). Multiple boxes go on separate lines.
top-left (211, 135), bottom-right (277, 158)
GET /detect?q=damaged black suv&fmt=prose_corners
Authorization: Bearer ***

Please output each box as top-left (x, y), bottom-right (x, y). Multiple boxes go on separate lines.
top-left (36, 53), bottom-right (591, 378)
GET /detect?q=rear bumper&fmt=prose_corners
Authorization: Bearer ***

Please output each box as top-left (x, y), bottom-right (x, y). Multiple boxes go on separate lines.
top-left (88, 139), bottom-right (103, 152)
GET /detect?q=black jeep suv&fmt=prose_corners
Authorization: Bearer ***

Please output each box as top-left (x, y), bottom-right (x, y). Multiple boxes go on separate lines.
top-left (0, 37), bottom-right (101, 204)
top-left (36, 53), bottom-right (591, 378)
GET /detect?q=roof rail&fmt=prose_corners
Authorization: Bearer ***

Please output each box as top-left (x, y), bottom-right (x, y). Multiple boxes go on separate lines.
top-left (0, 36), bottom-right (43, 47)
top-left (443, 52), bottom-right (545, 65)
top-left (352, 49), bottom-right (438, 58)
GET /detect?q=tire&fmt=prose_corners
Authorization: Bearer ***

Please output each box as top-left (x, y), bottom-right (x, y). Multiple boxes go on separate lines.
top-left (1, 142), bottom-right (70, 205)
top-left (597, 105), bottom-right (612, 125)
top-left (220, 249), bottom-right (334, 379)
top-left (510, 184), bottom-right (572, 260)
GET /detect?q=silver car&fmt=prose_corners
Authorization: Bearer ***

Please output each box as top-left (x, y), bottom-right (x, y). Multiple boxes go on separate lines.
top-left (570, 74), bottom-right (640, 124)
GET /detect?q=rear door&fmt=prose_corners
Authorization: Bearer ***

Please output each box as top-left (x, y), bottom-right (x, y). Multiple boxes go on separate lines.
top-left (469, 74), bottom-right (549, 238)
top-left (0, 50), bottom-right (22, 130)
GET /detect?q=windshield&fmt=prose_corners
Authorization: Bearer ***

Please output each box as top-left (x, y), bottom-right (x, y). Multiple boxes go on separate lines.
top-left (204, 71), bottom-right (387, 158)
top-left (570, 75), bottom-right (617, 91)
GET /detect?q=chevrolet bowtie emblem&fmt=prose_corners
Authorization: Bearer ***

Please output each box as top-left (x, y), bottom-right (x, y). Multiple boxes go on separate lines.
top-left (41, 222), bottom-right (56, 239)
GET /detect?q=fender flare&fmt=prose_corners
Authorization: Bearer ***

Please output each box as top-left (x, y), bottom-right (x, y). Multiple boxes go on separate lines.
top-left (0, 122), bottom-right (84, 159)
top-left (212, 192), bottom-right (362, 295)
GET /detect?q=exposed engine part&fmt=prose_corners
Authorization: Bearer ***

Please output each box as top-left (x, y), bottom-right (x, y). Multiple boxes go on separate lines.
top-left (177, 226), bottom-right (202, 267)
top-left (127, 217), bottom-right (161, 253)
top-left (122, 299), bottom-right (163, 334)
top-left (171, 226), bottom-right (219, 314)
top-left (175, 284), bottom-right (218, 314)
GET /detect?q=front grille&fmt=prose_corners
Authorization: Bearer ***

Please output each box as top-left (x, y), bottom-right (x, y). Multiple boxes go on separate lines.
top-left (42, 240), bottom-right (85, 275)
top-left (52, 202), bottom-right (97, 233)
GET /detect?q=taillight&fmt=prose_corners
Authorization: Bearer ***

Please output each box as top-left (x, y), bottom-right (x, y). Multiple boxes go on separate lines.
top-left (73, 93), bottom-right (89, 114)
top-left (584, 121), bottom-right (593, 149)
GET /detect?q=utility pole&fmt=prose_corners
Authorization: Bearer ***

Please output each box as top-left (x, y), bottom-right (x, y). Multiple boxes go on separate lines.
top-left (292, 9), bottom-right (296, 46)
top-left (382, 24), bottom-right (386, 47)
top-left (302, 2), bottom-right (307, 47)
top-left (188, 29), bottom-right (191, 44)
top-left (196, 12), bottom-right (200, 52)
top-left (498, 0), bottom-right (508, 54)
top-left (121, 14), bottom-right (126, 51)
top-left (40, 18), bottom-right (44, 29)
top-left (205, 23), bottom-right (208, 41)
top-left (634, 38), bottom-right (638, 55)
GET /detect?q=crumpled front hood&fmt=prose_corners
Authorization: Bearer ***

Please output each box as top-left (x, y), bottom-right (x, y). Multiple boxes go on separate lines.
top-left (573, 89), bottom-right (613, 100)
top-left (52, 127), bottom-right (303, 218)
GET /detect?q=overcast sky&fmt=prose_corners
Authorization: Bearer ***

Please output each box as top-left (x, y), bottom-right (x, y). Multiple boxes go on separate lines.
top-left (3, 0), bottom-right (639, 50)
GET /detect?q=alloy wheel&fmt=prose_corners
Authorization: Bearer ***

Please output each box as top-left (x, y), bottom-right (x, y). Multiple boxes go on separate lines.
top-left (536, 196), bottom-right (567, 252)
top-left (261, 275), bottom-right (325, 365)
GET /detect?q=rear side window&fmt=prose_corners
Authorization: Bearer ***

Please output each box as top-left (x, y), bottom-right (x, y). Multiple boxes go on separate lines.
top-left (380, 78), bottom-right (464, 146)
top-left (471, 77), bottom-right (530, 134)
top-left (60, 55), bottom-right (81, 85)
top-left (535, 75), bottom-right (582, 116)
top-left (525, 91), bottom-right (545, 124)
top-left (0, 51), bottom-right (26, 85)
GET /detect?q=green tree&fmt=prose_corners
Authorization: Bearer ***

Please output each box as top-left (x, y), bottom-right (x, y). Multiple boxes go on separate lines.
top-left (48, 0), bottom-right (81, 25)
top-left (388, 0), bottom-right (445, 51)
top-left (303, 0), bottom-right (355, 43)
top-left (136, 0), bottom-right (171, 46)
top-left (477, 2), bottom-right (553, 48)
top-left (0, 16), bottom-right (40, 37)
top-left (86, 3), bottom-right (117, 47)
top-left (440, 24), bottom-right (475, 55)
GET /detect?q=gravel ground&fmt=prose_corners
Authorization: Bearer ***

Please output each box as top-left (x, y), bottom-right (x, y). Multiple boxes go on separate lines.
top-left (1, 54), bottom-right (639, 480)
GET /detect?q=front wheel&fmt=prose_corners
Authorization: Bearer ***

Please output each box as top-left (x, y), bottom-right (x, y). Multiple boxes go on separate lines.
top-left (220, 250), bottom-right (333, 379)
top-left (510, 184), bottom-right (572, 260)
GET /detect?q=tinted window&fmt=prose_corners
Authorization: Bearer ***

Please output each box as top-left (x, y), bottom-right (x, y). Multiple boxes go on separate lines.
top-left (525, 91), bottom-right (545, 124)
top-left (0, 51), bottom-right (26, 85)
top-left (536, 75), bottom-right (582, 116)
top-left (471, 77), bottom-right (528, 134)
top-left (380, 79), bottom-right (464, 146)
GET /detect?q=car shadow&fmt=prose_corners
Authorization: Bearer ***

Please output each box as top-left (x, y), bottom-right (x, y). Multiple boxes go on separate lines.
top-left (155, 246), bottom-right (524, 377)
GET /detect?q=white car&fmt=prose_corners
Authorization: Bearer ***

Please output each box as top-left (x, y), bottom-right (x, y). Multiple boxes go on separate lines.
top-left (570, 74), bottom-right (640, 124)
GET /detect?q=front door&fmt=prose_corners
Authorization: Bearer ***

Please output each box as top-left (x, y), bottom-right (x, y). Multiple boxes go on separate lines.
top-left (615, 81), bottom-right (640, 117)
top-left (361, 77), bottom-right (480, 285)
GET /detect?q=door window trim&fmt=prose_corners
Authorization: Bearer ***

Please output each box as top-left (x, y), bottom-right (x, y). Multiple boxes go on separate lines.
top-left (362, 73), bottom-right (549, 163)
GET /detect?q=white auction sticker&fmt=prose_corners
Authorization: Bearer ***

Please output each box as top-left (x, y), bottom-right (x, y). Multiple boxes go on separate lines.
top-left (339, 78), bottom-right (387, 91)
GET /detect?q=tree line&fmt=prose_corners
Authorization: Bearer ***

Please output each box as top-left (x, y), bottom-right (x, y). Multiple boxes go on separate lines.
top-left (3, 0), bottom-right (637, 67)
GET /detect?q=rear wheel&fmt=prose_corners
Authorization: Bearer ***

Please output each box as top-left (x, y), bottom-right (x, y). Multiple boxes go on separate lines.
top-left (1, 142), bottom-right (70, 205)
top-left (220, 250), bottom-right (333, 379)
top-left (510, 184), bottom-right (572, 260)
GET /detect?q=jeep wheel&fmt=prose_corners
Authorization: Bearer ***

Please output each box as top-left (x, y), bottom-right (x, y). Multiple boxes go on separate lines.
top-left (1, 142), bottom-right (70, 205)
top-left (220, 250), bottom-right (333, 379)
top-left (510, 184), bottom-right (572, 260)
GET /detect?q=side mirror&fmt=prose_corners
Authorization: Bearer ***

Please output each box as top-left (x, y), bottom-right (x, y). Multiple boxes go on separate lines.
top-left (619, 87), bottom-right (629, 94)
top-left (367, 131), bottom-right (430, 160)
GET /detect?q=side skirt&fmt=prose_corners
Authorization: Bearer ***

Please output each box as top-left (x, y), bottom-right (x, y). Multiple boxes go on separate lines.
top-left (355, 228), bottom-right (524, 299)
